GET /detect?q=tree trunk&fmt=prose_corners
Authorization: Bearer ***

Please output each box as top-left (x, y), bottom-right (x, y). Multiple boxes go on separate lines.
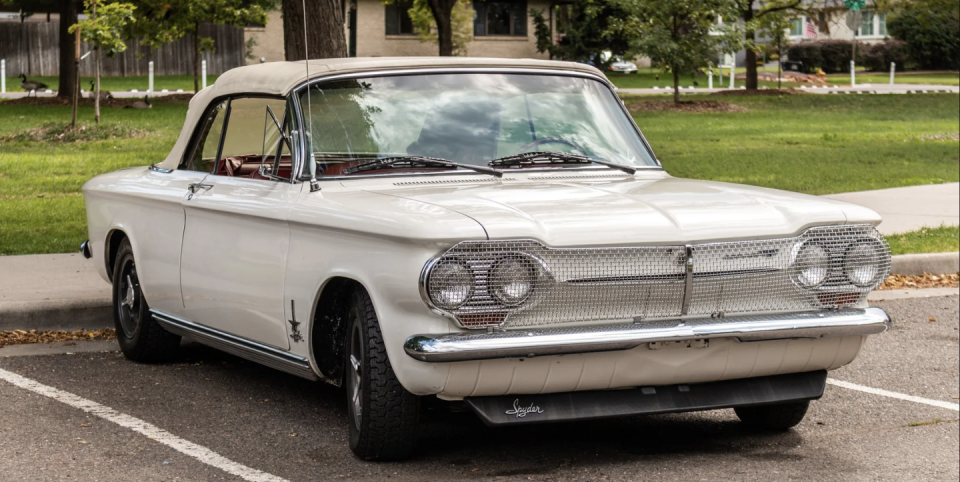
top-left (95, 48), bottom-right (100, 124)
top-left (193, 26), bottom-right (200, 92)
top-left (673, 68), bottom-right (680, 104)
top-left (427, 0), bottom-right (456, 56)
top-left (57, 0), bottom-right (78, 100)
top-left (744, 9), bottom-right (758, 91)
top-left (282, 0), bottom-right (348, 61)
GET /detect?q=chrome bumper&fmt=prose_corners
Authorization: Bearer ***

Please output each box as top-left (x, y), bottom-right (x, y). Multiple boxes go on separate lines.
top-left (404, 307), bottom-right (890, 363)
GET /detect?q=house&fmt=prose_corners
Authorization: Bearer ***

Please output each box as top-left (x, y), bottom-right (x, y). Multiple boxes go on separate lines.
top-left (245, 0), bottom-right (559, 63)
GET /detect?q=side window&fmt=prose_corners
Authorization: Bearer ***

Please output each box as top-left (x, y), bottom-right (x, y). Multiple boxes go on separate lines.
top-left (183, 99), bottom-right (228, 172)
top-left (216, 97), bottom-right (291, 179)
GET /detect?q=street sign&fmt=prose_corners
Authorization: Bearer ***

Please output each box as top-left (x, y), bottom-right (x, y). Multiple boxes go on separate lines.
top-left (846, 10), bottom-right (863, 30)
top-left (844, 0), bottom-right (866, 10)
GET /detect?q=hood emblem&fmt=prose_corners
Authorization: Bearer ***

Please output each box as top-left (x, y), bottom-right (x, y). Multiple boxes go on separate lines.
top-left (506, 399), bottom-right (544, 418)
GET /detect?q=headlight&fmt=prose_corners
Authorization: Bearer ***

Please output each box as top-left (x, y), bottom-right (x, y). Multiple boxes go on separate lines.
top-left (490, 255), bottom-right (540, 306)
top-left (844, 240), bottom-right (884, 287)
top-left (792, 241), bottom-right (830, 288)
top-left (427, 259), bottom-right (474, 309)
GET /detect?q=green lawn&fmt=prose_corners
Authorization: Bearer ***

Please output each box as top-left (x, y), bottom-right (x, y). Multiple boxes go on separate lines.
top-left (886, 225), bottom-right (960, 255)
top-left (3, 74), bottom-right (218, 93)
top-left (1, 94), bottom-right (958, 255)
top-left (828, 72), bottom-right (960, 87)
top-left (628, 93), bottom-right (959, 194)
top-left (0, 100), bottom-right (188, 255)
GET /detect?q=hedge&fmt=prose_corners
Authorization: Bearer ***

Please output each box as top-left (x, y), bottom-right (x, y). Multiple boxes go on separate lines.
top-left (787, 40), bottom-right (915, 73)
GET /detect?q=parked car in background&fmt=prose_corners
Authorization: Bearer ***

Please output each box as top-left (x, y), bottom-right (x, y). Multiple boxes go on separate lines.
top-left (81, 57), bottom-right (892, 461)
top-left (610, 59), bottom-right (639, 74)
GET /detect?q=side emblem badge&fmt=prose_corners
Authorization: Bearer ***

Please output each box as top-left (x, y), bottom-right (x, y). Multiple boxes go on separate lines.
top-left (288, 300), bottom-right (304, 343)
top-left (505, 399), bottom-right (544, 418)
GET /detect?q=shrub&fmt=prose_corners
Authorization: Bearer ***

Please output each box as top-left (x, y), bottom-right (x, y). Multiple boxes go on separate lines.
top-left (888, 8), bottom-right (960, 70)
top-left (787, 40), bottom-right (871, 73)
top-left (862, 40), bottom-right (912, 71)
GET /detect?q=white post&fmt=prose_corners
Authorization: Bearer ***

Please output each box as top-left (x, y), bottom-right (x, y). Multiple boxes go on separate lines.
top-left (889, 62), bottom-right (895, 91)
top-left (730, 65), bottom-right (735, 89)
top-left (201, 60), bottom-right (207, 90)
top-left (850, 60), bottom-right (856, 87)
top-left (708, 68), bottom-right (713, 90)
top-left (148, 61), bottom-right (154, 93)
top-left (1, 59), bottom-right (5, 93)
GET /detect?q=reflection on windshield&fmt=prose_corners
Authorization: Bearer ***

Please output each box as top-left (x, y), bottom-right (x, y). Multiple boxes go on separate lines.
top-left (298, 73), bottom-right (657, 176)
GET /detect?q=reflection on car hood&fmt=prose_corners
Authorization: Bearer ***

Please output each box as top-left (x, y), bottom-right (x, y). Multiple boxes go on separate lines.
top-left (366, 174), bottom-right (880, 247)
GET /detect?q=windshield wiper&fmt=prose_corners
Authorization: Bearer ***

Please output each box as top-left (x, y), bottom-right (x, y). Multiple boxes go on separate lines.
top-left (488, 151), bottom-right (637, 175)
top-left (342, 155), bottom-right (503, 178)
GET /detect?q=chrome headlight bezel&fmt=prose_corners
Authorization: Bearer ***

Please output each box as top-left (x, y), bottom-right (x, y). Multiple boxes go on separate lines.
top-left (843, 238), bottom-right (886, 288)
top-left (790, 240), bottom-right (831, 289)
top-left (423, 257), bottom-right (475, 310)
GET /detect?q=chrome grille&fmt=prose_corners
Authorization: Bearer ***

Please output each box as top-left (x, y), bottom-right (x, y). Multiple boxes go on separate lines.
top-left (421, 225), bottom-right (891, 329)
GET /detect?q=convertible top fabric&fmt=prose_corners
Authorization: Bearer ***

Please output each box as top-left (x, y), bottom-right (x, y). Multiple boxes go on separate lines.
top-left (157, 57), bottom-right (606, 170)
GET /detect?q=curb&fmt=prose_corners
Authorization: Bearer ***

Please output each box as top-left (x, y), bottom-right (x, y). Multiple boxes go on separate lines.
top-left (890, 252), bottom-right (960, 276)
top-left (0, 299), bottom-right (111, 331)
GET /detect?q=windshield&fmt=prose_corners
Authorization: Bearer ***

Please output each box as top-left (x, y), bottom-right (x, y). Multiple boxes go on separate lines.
top-left (297, 73), bottom-right (658, 176)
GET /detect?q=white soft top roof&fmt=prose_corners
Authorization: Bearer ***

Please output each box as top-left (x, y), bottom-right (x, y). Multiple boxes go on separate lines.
top-left (158, 57), bottom-right (606, 170)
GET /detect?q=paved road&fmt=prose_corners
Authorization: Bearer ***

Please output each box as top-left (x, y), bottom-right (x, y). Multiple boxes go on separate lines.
top-left (1, 295), bottom-right (957, 481)
top-left (824, 183), bottom-right (960, 235)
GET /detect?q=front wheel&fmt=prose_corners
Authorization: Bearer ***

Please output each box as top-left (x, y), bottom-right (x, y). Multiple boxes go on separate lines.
top-left (345, 288), bottom-right (420, 460)
top-left (112, 239), bottom-right (180, 362)
top-left (734, 401), bottom-right (810, 430)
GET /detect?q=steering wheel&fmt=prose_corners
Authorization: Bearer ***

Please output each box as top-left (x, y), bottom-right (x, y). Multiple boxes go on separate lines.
top-left (514, 136), bottom-right (588, 155)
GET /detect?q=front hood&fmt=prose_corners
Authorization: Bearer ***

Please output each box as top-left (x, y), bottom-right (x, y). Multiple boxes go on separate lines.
top-left (366, 174), bottom-right (880, 246)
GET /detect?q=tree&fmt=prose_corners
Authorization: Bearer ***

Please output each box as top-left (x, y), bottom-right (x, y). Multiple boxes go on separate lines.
top-left (282, 0), bottom-right (348, 60)
top-left (404, 0), bottom-right (472, 56)
top-left (70, 0), bottom-right (136, 123)
top-left (735, 0), bottom-right (803, 90)
top-left (755, 8), bottom-right (793, 89)
top-left (133, 0), bottom-right (268, 92)
top-left (888, 0), bottom-right (960, 70)
top-left (421, 0), bottom-right (457, 56)
top-left (530, 0), bottom-right (638, 70)
top-left (612, 0), bottom-right (742, 103)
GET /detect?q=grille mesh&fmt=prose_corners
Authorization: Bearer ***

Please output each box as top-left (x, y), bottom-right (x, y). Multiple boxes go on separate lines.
top-left (422, 225), bottom-right (891, 329)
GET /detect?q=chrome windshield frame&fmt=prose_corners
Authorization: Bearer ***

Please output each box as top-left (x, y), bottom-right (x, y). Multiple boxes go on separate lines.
top-left (288, 67), bottom-right (663, 181)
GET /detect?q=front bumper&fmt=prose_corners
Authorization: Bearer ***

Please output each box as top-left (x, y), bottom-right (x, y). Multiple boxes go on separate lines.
top-left (404, 307), bottom-right (890, 363)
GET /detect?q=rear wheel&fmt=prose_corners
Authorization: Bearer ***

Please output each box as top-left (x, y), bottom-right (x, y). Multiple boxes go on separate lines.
top-left (345, 288), bottom-right (420, 460)
top-left (735, 401), bottom-right (810, 430)
top-left (112, 239), bottom-right (180, 362)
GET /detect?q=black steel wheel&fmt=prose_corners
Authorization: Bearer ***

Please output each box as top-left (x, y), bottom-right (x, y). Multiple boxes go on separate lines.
top-left (112, 238), bottom-right (180, 362)
top-left (345, 288), bottom-right (420, 461)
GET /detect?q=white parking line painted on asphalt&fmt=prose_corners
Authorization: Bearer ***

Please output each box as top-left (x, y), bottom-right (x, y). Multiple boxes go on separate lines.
top-left (0, 367), bottom-right (289, 482)
top-left (827, 378), bottom-right (960, 412)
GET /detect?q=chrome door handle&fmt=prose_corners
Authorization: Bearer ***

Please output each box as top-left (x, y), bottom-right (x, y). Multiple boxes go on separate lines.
top-left (187, 182), bottom-right (214, 194)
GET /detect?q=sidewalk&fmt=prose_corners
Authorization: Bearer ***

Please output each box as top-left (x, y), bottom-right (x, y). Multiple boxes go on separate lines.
top-left (0, 183), bottom-right (957, 331)
top-left (823, 182), bottom-right (959, 235)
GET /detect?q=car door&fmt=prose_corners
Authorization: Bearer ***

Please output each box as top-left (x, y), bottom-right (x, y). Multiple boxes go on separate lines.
top-left (179, 96), bottom-right (297, 350)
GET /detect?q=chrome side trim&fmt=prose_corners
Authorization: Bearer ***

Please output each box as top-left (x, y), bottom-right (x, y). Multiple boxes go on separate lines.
top-left (151, 310), bottom-right (318, 380)
top-left (403, 307), bottom-right (891, 363)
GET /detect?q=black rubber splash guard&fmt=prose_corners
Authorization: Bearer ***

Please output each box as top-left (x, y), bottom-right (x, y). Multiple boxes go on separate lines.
top-left (465, 370), bottom-right (827, 426)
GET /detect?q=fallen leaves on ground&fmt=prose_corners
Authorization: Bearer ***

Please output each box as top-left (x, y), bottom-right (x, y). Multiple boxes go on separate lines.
top-left (628, 100), bottom-right (748, 113)
top-left (0, 329), bottom-right (116, 348)
top-left (878, 273), bottom-right (959, 290)
top-left (709, 88), bottom-right (805, 97)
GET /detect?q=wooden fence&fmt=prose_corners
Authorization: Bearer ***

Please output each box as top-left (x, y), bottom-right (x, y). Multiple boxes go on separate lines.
top-left (0, 21), bottom-right (245, 77)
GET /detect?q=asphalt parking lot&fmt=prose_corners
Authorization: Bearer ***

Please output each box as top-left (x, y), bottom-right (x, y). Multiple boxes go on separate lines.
top-left (1, 295), bottom-right (957, 482)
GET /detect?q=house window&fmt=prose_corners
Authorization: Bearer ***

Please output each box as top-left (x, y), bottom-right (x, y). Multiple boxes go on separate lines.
top-left (474, 0), bottom-right (527, 37)
top-left (817, 11), bottom-right (829, 34)
top-left (859, 11), bottom-right (874, 36)
top-left (385, 0), bottom-right (414, 35)
top-left (877, 13), bottom-right (887, 36)
top-left (789, 18), bottom-right (803, 37)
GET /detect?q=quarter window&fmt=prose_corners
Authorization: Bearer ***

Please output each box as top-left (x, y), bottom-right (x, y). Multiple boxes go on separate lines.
top-left (183, 99), bottom-right (228, 173)
top-left (473, 0), bottom-right (527, 36)
top-left (217, 97), bottom-right (291, 179)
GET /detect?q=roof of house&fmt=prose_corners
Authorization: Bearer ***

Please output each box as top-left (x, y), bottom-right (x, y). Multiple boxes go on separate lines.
top-left (159, 57), bottom-right (607, 170)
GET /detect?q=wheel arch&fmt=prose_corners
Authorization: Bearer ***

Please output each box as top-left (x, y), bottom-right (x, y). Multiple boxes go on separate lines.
top-left (309, 276), bottom-right (368, 386)
top-left (104, 228), bottom-right (129, 281)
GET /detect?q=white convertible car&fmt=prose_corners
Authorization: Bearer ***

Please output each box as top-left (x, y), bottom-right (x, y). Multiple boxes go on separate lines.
top-left (81, 57), bottom-right (892, 460)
